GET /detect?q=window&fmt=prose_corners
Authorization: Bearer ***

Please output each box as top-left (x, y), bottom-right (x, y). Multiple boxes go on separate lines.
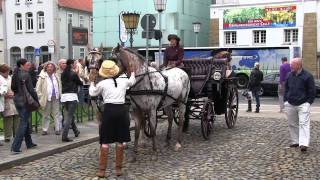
top-left (79, 15), bottom-right (84, 27)
top-left (284, 29), bottom-right (298, 43)
top-left (253, 30), bottom-right (266, 44)
top-left (25, 46), bottom-right (35, 62)
top-left (15, 13), bottom-right (23, 32)
top-left (212, 0), bottom-right (217, 4)
top-left (80, 48), bottom-right (85, 58)
top-left (26, 0), bottom-right (32, 4)
top-left (225, 31), bottom-right (237, 45)
top-left (16, 0), bottom-right (20, 4)
top-left (37, 12), bottom-right (45, 31)
top-left (67, 13), bottom-right (73, 26)
top-left (10, 47), bottom-right (21, 66)
top-left (26, 13), bottom-right (34, 32)
top-left (90, 16), bottom-right (93, 33)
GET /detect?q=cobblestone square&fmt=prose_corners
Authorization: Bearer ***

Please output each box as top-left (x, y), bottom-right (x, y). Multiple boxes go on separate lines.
top-left (0, 116), bottom-right (319, 179)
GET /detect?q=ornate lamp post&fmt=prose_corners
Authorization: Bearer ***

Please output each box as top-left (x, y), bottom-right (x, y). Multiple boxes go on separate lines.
top-left (121, 12), bottom-right (140, 48)
top-left (192, 22), bottom-right (201, 47)
top-left (153, 0), bottom-right (167, 66)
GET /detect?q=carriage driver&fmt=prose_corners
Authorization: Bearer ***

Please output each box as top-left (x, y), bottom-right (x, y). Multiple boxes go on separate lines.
top-left (159, 34), bottom-right (184, 69)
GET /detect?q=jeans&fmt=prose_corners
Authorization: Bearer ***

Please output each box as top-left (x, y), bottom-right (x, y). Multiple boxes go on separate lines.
top-left (251, 87), bottom-right (261, 109)
top-left (11, 106), bottom-right (34, 151)
top-left (62, 101), bottom-right (79, 139)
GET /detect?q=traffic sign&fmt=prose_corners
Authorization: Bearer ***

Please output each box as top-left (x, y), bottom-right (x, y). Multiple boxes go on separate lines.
top-left (34, 48), bottom-right (40, 56)
top-left (141, 14), bottom-right (156, 30)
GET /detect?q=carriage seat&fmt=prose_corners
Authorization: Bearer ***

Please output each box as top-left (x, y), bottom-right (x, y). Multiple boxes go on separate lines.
top-left (183, 58), bottom-right (213, 80)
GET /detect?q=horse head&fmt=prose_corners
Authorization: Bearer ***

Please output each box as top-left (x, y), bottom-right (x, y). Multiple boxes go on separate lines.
top-left (112, 44), bottom-right (146, 75)
top-left (86, 48), bottom-right (103, 70)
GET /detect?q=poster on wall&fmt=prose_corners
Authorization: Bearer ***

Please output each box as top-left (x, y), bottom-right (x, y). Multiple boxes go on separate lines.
top-left (72, 28), bottom-right (88, 45)
top-left (223, 5), bottom-right (296, 29)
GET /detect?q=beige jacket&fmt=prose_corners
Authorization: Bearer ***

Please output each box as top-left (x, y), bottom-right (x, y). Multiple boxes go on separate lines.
top-left (36, 70), bottom-right (62, 108)
top-left (3, 76), bottom-right (18, 117)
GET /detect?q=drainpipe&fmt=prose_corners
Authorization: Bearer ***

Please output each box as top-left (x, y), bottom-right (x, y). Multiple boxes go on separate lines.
top-left (2, 0), bottom-right (8, 65)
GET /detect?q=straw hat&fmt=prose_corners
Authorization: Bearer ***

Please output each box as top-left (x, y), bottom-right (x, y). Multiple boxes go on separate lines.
top-left (99, 60), bottom-right (120, 78)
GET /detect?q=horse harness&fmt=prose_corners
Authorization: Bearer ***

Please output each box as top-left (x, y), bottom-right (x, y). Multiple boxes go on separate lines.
top-left (126, 68), bottom-right (181, 111)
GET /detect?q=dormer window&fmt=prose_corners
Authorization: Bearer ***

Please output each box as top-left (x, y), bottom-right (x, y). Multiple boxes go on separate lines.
top-left (26, 0), bottom-right (32, 4)
top-left (16, 0), bottom-right (21, 4)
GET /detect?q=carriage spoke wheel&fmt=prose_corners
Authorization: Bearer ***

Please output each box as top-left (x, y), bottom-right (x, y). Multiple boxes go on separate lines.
top-left (225, 86), bottom-right (239, 129)
top-left (201, 100), bottom-right (214, 140)
top-left (144, 113), bottom-right (157, 138)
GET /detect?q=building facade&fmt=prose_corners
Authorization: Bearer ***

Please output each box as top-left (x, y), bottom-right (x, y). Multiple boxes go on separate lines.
top-left (0, 0), bottom-right (4, 64)
top-left (210, 0), bottom-right (320, 77)
top-left (93, 0), bottom-right (211, 48)
top-left (3, 0), bottom-right (92, 67)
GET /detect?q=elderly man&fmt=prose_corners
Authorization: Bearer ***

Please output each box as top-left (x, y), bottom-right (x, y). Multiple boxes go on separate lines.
top-left (248, 62), bottom-right (263, 113)
top-left (284, 58), bottom-right (316, 152)
top-left (57, 59), bottom-right (67, 79)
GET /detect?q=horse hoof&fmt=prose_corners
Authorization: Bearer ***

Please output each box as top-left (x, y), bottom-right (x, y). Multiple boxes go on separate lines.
top-left (174, 143), bottom-right (182, 151)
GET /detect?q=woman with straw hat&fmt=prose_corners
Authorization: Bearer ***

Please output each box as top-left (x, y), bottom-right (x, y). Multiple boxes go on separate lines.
top-left (89, 59), bottom-right (135, 178)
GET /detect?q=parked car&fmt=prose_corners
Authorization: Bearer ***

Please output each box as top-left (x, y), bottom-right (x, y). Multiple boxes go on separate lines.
top-left (261, 72), bottom-right (320, 96)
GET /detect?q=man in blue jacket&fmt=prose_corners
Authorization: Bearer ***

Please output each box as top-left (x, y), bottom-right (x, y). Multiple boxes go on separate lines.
top-left (284, 58), bottom-right (316, 152)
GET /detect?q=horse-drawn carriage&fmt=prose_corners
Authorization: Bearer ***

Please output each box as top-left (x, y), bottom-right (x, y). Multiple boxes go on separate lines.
top-left (88, 46), bottom-right (239, 158)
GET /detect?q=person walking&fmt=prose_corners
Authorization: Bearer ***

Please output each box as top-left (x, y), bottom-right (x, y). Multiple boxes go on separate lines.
top-left (248, 62), bottom-right (263, 113)
top-left (0, 64), bottom-right (19, 143)
top-left (284, 58), bottom-right (315, 152)
top-left (36, 62), bottom-right (62, 135)
top-left (89, 60), bottom-right (135, 178)
top-left (278, 57), bottom-right (291, 113)
top-left (11, 59), bottom-right (38, 154)
top-left (60, 59), bottom-right (82, 142)
top-left (0, 65), bottom-right (8, 146)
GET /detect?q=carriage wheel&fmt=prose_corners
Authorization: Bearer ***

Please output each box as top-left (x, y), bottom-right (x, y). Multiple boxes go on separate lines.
top-left (201, 100), bottom-right (214, 140)
top-left (144, 113), bottom-right (157, 138)
top-left (225, 85), bottom-right (239, 129)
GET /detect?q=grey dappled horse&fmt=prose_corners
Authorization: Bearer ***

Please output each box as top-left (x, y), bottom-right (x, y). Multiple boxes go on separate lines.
top-left (112, 45), bottom-right (190, 160)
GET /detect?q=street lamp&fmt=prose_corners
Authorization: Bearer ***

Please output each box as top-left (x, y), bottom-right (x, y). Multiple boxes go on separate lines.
top-left (153, 0), bottom-right (167, 66)
top-left (121, 12), bottom-right (140, 48)
top-left (193, 22), bottom-right (201, 47)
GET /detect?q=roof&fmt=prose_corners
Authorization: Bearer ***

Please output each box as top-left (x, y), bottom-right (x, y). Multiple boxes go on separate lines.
top-left (58, 0), bottom-right (92, 13)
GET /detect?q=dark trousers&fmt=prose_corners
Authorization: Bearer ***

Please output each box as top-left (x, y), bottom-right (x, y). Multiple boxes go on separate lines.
top-left (11, 106), bottom-right (34, 151)
top-left (251, 87), bottom-right (261, 109)
top-left (62, 101), bottom-right (78, 139)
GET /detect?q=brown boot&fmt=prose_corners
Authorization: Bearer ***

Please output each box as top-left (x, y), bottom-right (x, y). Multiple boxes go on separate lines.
top-left (96, 146), bottom-right (108, 178)
top-left (115, 145), bottom-right (124, 176)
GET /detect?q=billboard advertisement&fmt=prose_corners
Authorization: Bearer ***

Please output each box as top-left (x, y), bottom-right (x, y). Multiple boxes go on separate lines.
top-left (223, 5), bottom-right (296, 29)
top-left (230, 48), bottom-right (290, 74)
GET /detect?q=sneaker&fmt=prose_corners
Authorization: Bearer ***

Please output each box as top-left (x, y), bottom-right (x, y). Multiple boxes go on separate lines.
top-left (55, 131), bottom-right (61, 135)
top-left (4, 139), bottom-right (11, 143)
top-left (74, 131), bottom-right (80, 137)
top-left (289, 144), bottom-right (299, 148)
top-left (11, 149), bottom-right (22, 154)
top-left (300, 145), bottom-right (308, 152)
top-left (42, 131), bottom-right (48, 135)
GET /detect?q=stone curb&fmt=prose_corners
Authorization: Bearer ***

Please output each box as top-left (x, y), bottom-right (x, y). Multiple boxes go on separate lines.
top-left (0, 136), bottom-right (99, 171)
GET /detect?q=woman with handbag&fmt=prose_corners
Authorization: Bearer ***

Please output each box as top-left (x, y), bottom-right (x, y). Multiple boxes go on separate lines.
top-left (11, 59), bottom-right (39, 154)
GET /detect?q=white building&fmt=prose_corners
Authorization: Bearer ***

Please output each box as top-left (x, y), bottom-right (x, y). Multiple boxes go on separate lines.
top-left (0, 0), bottom-right (5, 64)
top-left (210, 0), bottom-right (320, 77)
top-left (3, 0), bottom-right (92, 67)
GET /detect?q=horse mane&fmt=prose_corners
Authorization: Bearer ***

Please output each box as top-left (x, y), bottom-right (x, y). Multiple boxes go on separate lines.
top-left (123, 48), bottom-right (146, 63)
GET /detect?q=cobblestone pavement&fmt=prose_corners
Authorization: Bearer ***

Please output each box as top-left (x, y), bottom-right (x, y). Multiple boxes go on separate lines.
top-left (0, 116), bottom-right (320, 179)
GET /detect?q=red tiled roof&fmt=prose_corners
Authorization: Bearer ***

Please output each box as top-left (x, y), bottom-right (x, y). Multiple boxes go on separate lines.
top-left (58, 0), bottom-right (92, 13)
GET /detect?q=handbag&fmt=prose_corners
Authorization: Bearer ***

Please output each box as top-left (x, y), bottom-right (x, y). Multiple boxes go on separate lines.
top-left (22, 80), bottom-right (40, 111)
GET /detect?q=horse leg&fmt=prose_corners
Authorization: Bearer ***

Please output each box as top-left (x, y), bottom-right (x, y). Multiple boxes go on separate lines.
top-left (131, 109), bottom-right (142, 162)
top-left (164, 107), bottom-right (173, 147)
top-left (175, 103), bottom-right (186, 151)
top-left (149, 110), bottom-right (158, 161)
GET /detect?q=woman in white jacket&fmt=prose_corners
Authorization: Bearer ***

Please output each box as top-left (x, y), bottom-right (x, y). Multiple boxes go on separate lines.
top-left (36, 62), bottom-right (62, 135)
